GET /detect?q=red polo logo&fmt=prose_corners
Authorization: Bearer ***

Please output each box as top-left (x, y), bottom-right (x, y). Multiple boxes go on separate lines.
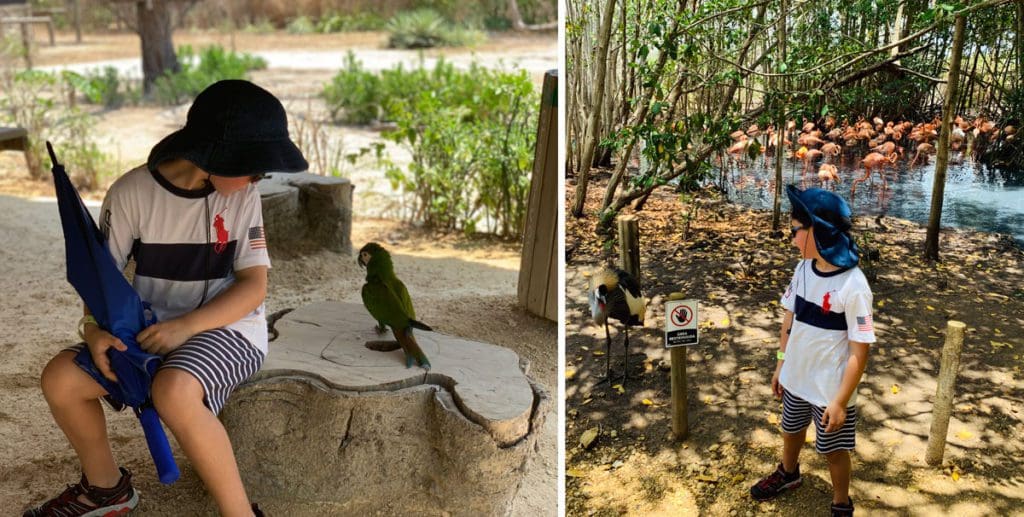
top-left (213, 210), bottom-right (228, 254)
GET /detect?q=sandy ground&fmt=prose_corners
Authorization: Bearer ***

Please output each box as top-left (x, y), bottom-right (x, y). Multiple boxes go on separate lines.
top-left (565, 174), bottom-right (1024, 516)
top-left (0, 29), bottom-right (556, 516)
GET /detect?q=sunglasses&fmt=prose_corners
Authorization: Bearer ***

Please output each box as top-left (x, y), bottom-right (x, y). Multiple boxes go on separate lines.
top-left (790, 225), bottom-right (805, 238)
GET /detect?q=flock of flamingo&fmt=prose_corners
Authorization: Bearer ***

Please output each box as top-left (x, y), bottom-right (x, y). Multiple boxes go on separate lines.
top-left (723, 115), bottom-right (1016, 197)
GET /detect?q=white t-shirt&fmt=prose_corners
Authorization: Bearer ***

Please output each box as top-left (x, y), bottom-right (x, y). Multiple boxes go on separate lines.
top-left (98, 165), bottom-right (271, 355)
top-left (779, 259), bottom-right (876, 407)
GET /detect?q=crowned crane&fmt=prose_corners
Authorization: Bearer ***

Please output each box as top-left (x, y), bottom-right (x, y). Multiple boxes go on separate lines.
top-left (588, 267), bottom-right (647, 383)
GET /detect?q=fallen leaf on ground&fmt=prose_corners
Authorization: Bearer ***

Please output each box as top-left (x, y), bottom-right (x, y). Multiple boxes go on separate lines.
top-left (566, 468), bottom-right (586, 478)
top-left (767, 414), bottom-right (779, 425)
top-left (580, 428), bottom-right (599, 449)
top-left (891, 384), bottom-right (901, 394)
top-left (642, 398), bottom-right (654, 406)
top-left (593, 350), bottom-right (605, 356)
top-left (956, 430), bottom-right (974, 440)
top-left (613, 384), bottom-right (625, 394)
top-left (566, 369), bottom-right (576, 380)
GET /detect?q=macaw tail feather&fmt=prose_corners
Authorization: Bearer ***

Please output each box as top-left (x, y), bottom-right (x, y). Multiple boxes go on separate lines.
top-left (394, 327), bottom-right (430, 369)
top-left (409, 319), bottom-right (433, 332)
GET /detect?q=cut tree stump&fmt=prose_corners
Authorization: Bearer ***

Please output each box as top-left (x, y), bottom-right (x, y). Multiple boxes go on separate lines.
top-left (220, 302), bottom-right (549, 516)
top-left (258, 172), bottom-right (353, 255)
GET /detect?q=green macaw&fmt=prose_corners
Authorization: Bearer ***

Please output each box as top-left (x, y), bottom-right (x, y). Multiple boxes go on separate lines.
top-left (358, 242), bottom-right (432, 369)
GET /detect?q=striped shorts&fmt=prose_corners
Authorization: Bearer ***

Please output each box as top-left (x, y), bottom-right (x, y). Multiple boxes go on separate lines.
top-left (66, 328), bottom-right (264, 415)
top-left (781, 389), bottom-right (857, 454)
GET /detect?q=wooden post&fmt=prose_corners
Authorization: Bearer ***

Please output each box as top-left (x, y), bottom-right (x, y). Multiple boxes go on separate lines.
top-left (671, 346), bottom-right (688, 440)
top-left (925, 320), bottom-right (967, 466)
top-left (73, 0), bottom-right (82, 43)
top-left (617, 215), bottom-right (640, 282)
top-left (20, 21), bottom-right (33, 69)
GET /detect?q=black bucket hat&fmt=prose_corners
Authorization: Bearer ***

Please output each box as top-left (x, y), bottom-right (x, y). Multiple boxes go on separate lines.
top-left (147, 80), bottom-right (308, 177)
top-left (786, 185), bottom-right (860, 268)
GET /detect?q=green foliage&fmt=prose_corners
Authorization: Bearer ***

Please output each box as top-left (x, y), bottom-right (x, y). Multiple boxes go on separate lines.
top-left (316, 12), bottom-right (386, 33)
top-left (286, 16), bottom-right (317, 34)
top-left (62, 67), bottom-right (134, 108)
top-left (323, 58), bottom-right (537, 236)
top-left (0, 70), bottom-right (108, 189)
top-left (152, 45), bottom-right (267, 106)
top-left (386, 9), bottom-right (484, 49)
top-left (322, 52), bottom-right (383, 125)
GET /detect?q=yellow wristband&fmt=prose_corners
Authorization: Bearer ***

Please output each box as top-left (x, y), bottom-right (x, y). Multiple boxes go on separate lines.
top-left (78, 315), bottom-right (98, 341)
top-left (776, 350), bottom-right (785, 360)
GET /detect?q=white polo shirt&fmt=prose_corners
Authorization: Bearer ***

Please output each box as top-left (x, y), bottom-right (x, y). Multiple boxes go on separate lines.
top-left (99, 165), bottom-right (271, 355)
top-left (779, 259), bottom-right (876, 407)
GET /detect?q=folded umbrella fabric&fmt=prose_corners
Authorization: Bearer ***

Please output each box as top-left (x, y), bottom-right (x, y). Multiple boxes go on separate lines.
top-left (48, 142), bottom-right (179, 484)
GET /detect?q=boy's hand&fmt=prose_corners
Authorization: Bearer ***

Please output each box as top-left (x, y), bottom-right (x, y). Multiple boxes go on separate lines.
top-left (821, 402), bottom-right (847, 433)
top-left (84, 327), bottom-right (128, 383)
top-left (138, 318), bottom-right (195, 356)
top-left (771, 362), bottom-right (784, 399)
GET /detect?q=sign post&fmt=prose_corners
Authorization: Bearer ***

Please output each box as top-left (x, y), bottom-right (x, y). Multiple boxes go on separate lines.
top-left (665, 299), bottom-right (699, 441)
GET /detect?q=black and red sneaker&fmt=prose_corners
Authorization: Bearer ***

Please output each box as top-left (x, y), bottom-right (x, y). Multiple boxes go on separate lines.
top-left (750, 462), bottom-right (802, 501)
top-left (23, 467), bottom-right (138, 517)
top-left (831, 497), bottom-right (854, 516)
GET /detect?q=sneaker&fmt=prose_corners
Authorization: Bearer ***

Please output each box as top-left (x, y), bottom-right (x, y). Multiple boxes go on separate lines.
top-left (831, 497), bottom-right (854, 516)
top-left (750, 462), bottom-right (802, 501)
top-left (23, 467), bottom-right (138, 517)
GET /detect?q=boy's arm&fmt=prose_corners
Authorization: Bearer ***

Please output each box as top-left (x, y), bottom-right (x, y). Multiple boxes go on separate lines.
top-left (771, 310), bottom-right (795, 398)
top-left (137, 265), bottom-right (267, 354)
top-left (832, 340), bottom-right (869, 408)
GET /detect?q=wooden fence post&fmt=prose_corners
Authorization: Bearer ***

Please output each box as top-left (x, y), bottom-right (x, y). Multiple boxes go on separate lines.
top-left (671, 346), bottom-right (688, 440)
top-left (925, 320), bottom-right (967, 466)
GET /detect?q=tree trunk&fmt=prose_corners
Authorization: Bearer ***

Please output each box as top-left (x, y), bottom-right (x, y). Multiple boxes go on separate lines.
top-left (138, 0), bottom-right (180, 95)
top-left (571, 0), bottom-right (617, 218)
top-left (772, 0), bottom-right (786, 232)
top-left (925, 14), bottom-right (966, 261)
top-left (1018, 0), bottom-right (1024, 84)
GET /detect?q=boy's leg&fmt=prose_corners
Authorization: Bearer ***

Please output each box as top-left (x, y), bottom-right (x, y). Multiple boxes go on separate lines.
top-left (826, 449), bottom-right (852, 504)
top-left (152, 368), bottom-right (253, 517)
top-left (782, 427), bottom-right (807, 474)
top-left (40, 351), bottom-right (122, 488)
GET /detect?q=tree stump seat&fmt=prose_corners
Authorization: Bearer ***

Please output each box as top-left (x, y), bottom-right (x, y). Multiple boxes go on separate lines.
top-left (220, 302), bottom-right (549, 516)
top-left (0, 126), bottom-right (28, 153)
top-left (257, 172), bottom-right (353, 255)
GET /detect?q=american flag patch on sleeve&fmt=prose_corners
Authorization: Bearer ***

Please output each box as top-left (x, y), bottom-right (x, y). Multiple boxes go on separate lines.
top-left (248, 226), bottom-right (266, 250)
top-left (856, 315), bottom-right (873, 332)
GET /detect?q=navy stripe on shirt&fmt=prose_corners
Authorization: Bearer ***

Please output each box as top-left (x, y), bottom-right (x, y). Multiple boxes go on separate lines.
top-left (794, 295), bottom-right (847, 331)
top-left (131, 239), bottom-right (236, 281)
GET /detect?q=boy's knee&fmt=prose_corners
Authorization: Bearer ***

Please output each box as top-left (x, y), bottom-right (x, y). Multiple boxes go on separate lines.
top-left (151, 369), bottom-right (203, 417)
top-left (40, 351), bottom-right (81, 402)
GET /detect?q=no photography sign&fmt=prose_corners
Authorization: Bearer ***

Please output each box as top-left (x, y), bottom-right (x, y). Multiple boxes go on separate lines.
top-left (665, 299), bottom-right (699, 347)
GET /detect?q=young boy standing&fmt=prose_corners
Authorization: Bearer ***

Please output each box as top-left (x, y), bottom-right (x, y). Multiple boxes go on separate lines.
top-left (25, 80), bottom-right (308, 517)
top-left (750, 186), bottom-right (876, 517)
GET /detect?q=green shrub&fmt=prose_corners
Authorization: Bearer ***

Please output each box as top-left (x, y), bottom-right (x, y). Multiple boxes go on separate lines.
top-left (286, 16), bottom-right (316, 34)
top-left (316, 12), bottom-right (386, 33)
top-left (325, 58), bottom-right (537, 237)
top-left (62, 67), bottom-right (126, 108)
top-left (385, 9), bottom-right (485, 49)
top-left (0, 70), bottom-right (109, 189)
top-left (152, 45), bottom-right (267, 105)
top-left (322, 52), bottom-right (383, 124)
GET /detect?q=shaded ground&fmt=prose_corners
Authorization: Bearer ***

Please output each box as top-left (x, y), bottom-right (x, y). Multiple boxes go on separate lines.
top-left (565, 172), bottom-right (1024, 516)
top-left (0, 27), bottom-right (555, 516)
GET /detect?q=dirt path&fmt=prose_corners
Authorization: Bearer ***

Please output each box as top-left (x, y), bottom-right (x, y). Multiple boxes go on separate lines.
top-left (565, 174), bottom-right (1024, 516)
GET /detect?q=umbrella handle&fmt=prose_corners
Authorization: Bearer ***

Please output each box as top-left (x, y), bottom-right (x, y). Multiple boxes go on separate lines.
top-left (138, 406), bottom-right (180, 484)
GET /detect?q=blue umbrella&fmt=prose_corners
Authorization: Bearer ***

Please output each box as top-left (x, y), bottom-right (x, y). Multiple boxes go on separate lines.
top-left (47, 142), bottom-right (179, 484)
